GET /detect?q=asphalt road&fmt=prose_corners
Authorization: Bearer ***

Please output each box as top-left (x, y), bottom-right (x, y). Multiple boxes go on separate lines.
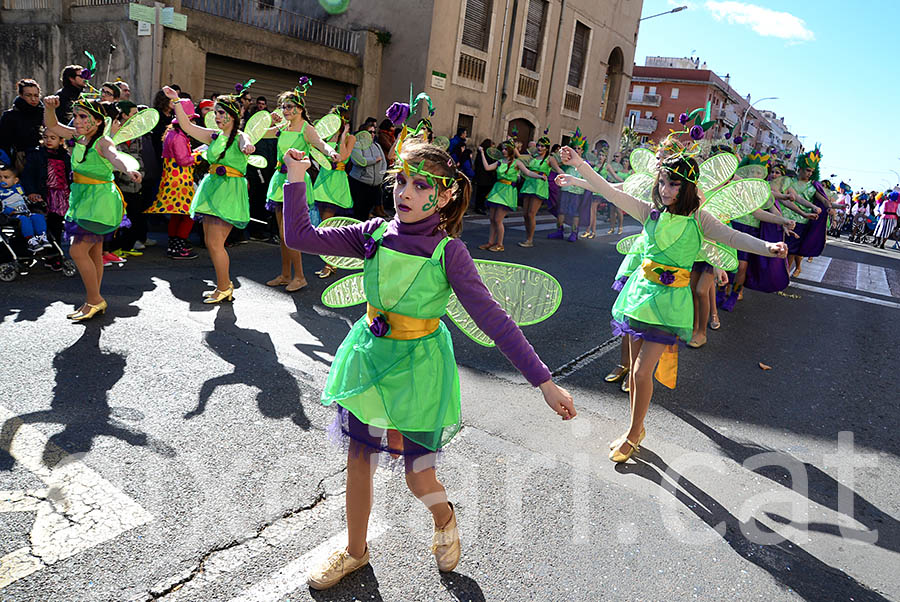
top-left (1, 213), bottom-right (898, 602)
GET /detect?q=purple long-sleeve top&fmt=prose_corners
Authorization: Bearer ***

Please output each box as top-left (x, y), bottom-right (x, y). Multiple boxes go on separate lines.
top-left (283, 181), bottom-right (552, 387)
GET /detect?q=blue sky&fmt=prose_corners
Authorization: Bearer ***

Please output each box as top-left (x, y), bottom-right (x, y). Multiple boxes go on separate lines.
top-left (635, 0), bottom-right (900, 192)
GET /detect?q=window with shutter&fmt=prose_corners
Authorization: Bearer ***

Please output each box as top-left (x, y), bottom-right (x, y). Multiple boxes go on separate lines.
top-left (567, 21), bottom-right (590, 88)
top-left (462, 0), bottom-right (493, 52)
top-left (521, 0), bottom-right (547, 71)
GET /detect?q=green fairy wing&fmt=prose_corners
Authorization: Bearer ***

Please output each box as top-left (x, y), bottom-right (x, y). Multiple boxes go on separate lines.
top-left (355, 130), bottom-right (373, 151)
top-left (486, 147), bottom-right (503, 161)
top-left (270, 108), bottom-right (288, 130)
top-left (244, 110), bottom-right (272, 145)
top-left (698, 241), bottom-right (738, 272)
top-left (616, 233), bottom-right (643, 255)
top-left (321, 272), bottom-right (366, 308)
top-left (315, 113), bottom-right (342, 142)
top-left (445, 260), bottom-right (563, 347)
top-left (629, 148), bottom-right (656, 175)
top-left (247, 155), bottom-right (267, 169)
top-left (309, 146), bottom-right (333, 171)
top-left (433, 135), bottom-right (450, 151)
top-left (700, 179), bottom-right (770, 223)
top-left (204, 110), bottom-right (218, 131)
top-left (734, 164), bottom-right (767, 180)
top-left (697, 153), bottom-right (739, 193)
top-left (622, 172), bottom-right (655, 204)
top-left (111, 109), bottom-right (159, 145)
top-left (318, 216), bottom-right (365, 269)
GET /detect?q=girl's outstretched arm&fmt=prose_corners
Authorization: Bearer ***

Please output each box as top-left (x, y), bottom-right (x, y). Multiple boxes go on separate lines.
top-left (558, 146), bottom-right (650, 221)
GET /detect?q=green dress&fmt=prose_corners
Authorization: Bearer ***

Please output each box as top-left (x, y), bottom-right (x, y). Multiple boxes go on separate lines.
top-left (519, 157), bottom-right (550, 199)
top-left (266, 124), bottom-right (313, 206)
top-left (778, 177), bottom-right (813, 224)
top-left (191, 132), bottom-right (250, 228)
top-left (613, 232), bottom-right (646, 289)
top-left (593, 165), bottom-right (609, 198)
top-left (612, 212), bottom-right (702, 343)
top-left (486, 161), bottom-right (520, 210)
top-left (560, 164), bottom-right (585, 195)
top-left (313, 141), bottom-right (353, 209)
top-left (322, 223), bottom-right (461, 451)
top-left (67, 137), bottom-right (124, 235)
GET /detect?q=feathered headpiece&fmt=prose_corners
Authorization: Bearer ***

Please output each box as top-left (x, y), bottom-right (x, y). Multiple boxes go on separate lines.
top-left (216, 78), bottom-right (255, 116)
top-left (738, 152), bottom-right (771, 168)
top-left (81, 50), bottom-right (96, 82)
top-left (537, 127), bottom-right (551, 147)
top-left (570, 127), bottom-right (587, 150)
top-left (71, 95), bottom-right (106, 121)
top-left (797, 145), bottom-right (822, 181)
top-left (283, 76), bottom-right (312, 107)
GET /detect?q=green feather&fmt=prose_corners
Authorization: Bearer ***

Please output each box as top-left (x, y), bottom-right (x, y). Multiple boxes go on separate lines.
top-left (84, 51), bottom-right (96, 71)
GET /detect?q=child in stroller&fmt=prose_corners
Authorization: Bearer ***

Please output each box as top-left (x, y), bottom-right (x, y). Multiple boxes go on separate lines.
top-left (1, 164), bottom-right (51, 253)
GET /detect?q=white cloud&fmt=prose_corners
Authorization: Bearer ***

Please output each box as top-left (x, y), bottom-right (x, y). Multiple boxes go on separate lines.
top-left (705, 1), bottom-right (815, 42)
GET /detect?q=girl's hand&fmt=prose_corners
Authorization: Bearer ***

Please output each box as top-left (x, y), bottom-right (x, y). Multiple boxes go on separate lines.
top-left (767, 241), bottom-right (788, 258)
top-left (813, 206), bottom-right (822, 215)
top-left (784, 224), bottom-right (800, 238)
top-left (270, 112), bottom-right (283, 124)
top-left (284, 148), bottom-right (311, 169)
top-left (715, 268), bottom-right (729, 286)
top-left (162, 86), bottom-right (180, 101)
top-left (555, 173), bottom-right (574, 187)
top-left (804, 212), bottom-right (817, 220)
top-left (241, 143), bottom-right (255, 155)
top-left (539, 380), bottom-right (576, 420)
top-left (558, 146), bottom-right (582, 167)
top-left (127, 170), bottom-right (142, 183)
top-left (43, 96), bottom-right (60, 110)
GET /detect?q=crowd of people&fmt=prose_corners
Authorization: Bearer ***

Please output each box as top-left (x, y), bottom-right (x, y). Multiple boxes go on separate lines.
top-left (3, 60), bottom-right (900, 592)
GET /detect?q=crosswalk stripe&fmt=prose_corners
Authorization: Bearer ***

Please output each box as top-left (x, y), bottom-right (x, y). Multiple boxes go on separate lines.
top-left (789, 282), bottom-right (900, 308)
top-left (856, 263), bottom-right (892, 297)
top-left (800, 256), bottom-right (831, 283)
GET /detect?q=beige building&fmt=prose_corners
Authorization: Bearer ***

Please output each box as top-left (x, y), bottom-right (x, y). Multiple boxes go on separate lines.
top-left (322, 0), bottom-right (643, 150)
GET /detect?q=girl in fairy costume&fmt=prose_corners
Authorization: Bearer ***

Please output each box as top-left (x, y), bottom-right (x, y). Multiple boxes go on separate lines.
top-left (547, 129), bottom-right (589, 242)
top-left (313, 96), bottom-right (357, 279)
top-left (42, 93), bottom-right (142, 321)
top-left (779, 147), bottom-right (835, 276)
top-left (581, 140), bottom-right (611, 239)
top-left (517, 132), bottom-right (553, 248)
top-left (477, 138), bottom-right (542, 251)
top-left (280, 140), bottom-right (575, 589)
top-left (163, 85), bottom-right (256, 304)
top-left (557, 146), bottom-right (786, 463)
top-left (262, 76), bottom-right (339, 292)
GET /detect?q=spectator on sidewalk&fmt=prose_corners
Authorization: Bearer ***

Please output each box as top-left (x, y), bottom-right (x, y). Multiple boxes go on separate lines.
top-left (0, 79), bottom-right (44, 174)
top-left (472, 138), bottom-right (495, 215)
top-left (348, 119), bottom-right (387, 221)
top-left (53, 65), bottom-right (86, 123)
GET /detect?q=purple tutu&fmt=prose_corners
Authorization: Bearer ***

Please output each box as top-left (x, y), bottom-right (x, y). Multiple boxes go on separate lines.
top-left (796, 198), bottom-right (827, 257)
top-left (746, 221), bottom-right (789, 293)
top-left (63, 220), bottom-right (107, 244)
top-left (611, 318), bottom-right (684, 347)
top-left (265, 200), bottom-right (281, 213)
top-left (327, 405), bottom-right (441, 474)
top-left (691, 261), bottom-right (714, 274)
top-left (611, 276), bottom-right (628, 292)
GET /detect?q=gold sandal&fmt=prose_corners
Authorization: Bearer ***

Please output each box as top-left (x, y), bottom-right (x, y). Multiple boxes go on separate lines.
top-left (69, 300), bottom-right (107, 322)
top-left (610, 437), bottom-right (640, 463)
top-left (604, 364), bottom-right (628, 383)
top-left (316, 264), bottom-right (337, 279)
top-left (203, 285), bottom-right (234, 304)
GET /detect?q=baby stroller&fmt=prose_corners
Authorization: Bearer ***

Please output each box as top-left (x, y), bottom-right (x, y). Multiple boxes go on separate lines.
top-left (0, 213), bottom-right (76, 282)
top-left (849, 213), bottom-right (873, 244)
top-left (827, 211), bottom-right (848, 237)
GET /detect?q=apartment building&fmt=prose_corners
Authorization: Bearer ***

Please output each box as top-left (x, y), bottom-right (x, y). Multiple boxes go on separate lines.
top-left (623, 56), bottom-right (803, 157)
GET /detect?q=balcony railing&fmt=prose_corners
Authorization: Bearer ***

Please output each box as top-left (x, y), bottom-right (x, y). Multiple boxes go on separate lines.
top-left (182, 0), bottom-right (360, 55)
top-left (1, 0), bottom-right (52, 7)
top-left (458, 53), bottom-right (487, 84)
top-left (563, 91), bottom-right (581, 113)
top-left (715, 108), bottom-right (740, 126)
top-left (627, 92), bottom-right (661, 106)
top-left (633, 118), bottom-right (658, 134)
top-left (517, 74), bottom-right (539, 100)
top-left (745, 123), bottom-right (758, 137)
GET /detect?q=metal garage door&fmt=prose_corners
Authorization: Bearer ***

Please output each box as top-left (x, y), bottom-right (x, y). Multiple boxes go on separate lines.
top-left (204, 54), bottom-right (353, 122)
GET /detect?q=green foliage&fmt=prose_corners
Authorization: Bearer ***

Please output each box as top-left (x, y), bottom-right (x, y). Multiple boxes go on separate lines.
top-left (375, 30), bottom-right (392, 46)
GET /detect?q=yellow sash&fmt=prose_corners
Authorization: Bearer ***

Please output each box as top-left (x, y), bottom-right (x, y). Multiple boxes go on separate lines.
top-left (209, 164), bottom-right (245, 177)
top-left (499, 179), bottom-right (514, 186)
top-left (336, 162), bottom-right (347, 172)
top-left (73, 173), bottom-right (112, 185)
top-left (641, 259), bottom-right (691, 288)
top-left (367, 304), bottom-right (440, 340)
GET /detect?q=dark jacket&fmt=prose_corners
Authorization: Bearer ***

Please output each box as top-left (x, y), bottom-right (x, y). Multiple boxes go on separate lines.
top-left (0, 97), bottom-right (45, 161)
top-left (53, 83), bottom-right (84, 123)
top-left (21, 145), bottom-right (72, 198)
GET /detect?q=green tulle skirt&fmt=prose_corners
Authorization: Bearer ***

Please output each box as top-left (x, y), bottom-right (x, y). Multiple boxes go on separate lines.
top-left (191, 173), bottom-right (250, 228)
top-left (322, 316), bottom-right (461, 452)
top-left (66, 182), bottom-right (124, 235)
top-left (266, 170), bottom-right (313, 204)
top-left (611, 272), bottom-right (693, 342)
top-left (486, 181), bottom-right (518, 210)
top-left (519, 177), bottom-right (548, 199)
top-left (313, 169), bottom-right (353, 209)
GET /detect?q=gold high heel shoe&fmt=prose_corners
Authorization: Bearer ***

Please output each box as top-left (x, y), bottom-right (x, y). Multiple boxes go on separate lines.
top-left (69, 300), bottom-right (107, 322)
top-left (609, 427), bottom-right (645, 450)
top-left (316, 264), bottom-right (337, 279)
top-left (203, 281), bottom-right (233, 298)
top-left (203, 285), bottom-right (234, 304)
top-left (609, 437), bottom-right (640, 463)
top-left (604, 364), bottom-right (628, 383)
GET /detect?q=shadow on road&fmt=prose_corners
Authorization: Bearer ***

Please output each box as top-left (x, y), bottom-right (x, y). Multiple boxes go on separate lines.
top-left (617, 447), bottom-right (889, 602)
top-left (441, 571), bottom-right (486, 601)
top-left (185, 305), bottom-right (312, 428)
top-left (670, 407), bottom-right (897, 556)
top-left (0, 323), bottom-right (174, 470)
top-left (308, 564), bottom-right (383, 601)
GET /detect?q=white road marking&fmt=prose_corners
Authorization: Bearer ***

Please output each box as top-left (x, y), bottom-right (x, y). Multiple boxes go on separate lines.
top-left (0, 405), bottom-right (154, 589)
top-left (855, 263), bottom-right (892, 297)
top-left (228, 517), bottom-right (389, 602)
top-left (789, 282), bottom-right (900, 308)
top-left (799, 256), bottom-right (831, 282)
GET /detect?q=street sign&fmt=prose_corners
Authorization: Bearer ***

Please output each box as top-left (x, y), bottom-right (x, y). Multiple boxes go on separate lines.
top-left (431, 70), bottom-right (446, 90)
top-left (128, 2), bottom-right (154, 23)
top-left (128, 2), bottom-right (187, 31)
